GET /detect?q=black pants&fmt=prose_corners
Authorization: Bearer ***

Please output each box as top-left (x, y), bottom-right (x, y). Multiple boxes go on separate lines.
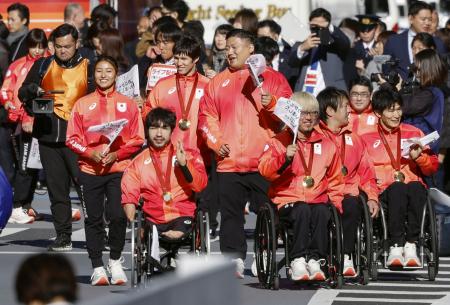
top-left (39, 141), bottom-right (80, 237)
top-left (218, 172), bottom-right (269, 259)
top-left (197, 156), bottom-right (219, 231)
top-left (0, 124), bottom-right (16, 183)
top-left (380, 181), bottom-right (427, 246)
top-left (13, 132), bottom-right (38, 209)
top-left (279, 202), bottom-right (330, 260)
top-left (79, 171), bottom-right (126, 268)
top-left (342, 195), bottom-right (362, 254)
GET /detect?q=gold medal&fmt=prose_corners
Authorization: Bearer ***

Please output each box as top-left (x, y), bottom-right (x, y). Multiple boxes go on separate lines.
top-left (341, 166), bottom-right (348, 176)
top-left (393, 170), bottom-right (405, 182)
top-left (178, 119), bottom-right (191, 130)
top-left (303, 176), bottom-right (315, 188)
top-left (163, 192), bottom-right (172, 202)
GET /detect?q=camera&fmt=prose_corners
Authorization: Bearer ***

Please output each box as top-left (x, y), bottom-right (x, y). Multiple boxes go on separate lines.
top-left (32, 98), bottom-right (54, 114)
top-left (370, 55), bottom-right (401, 87)
top-left (310, 25), bottom-right (334, 45)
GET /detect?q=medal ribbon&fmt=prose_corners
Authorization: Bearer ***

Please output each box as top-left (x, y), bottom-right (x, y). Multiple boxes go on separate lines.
top-left (378, 125), bottom-right (401, 171)
top-left (176, 73), bottom-right (199, 121)
top-left (341, 134), bottom-right (347, 170)
top-left (149, 145), bottom-right (174, 196)
top-left (297, 142), bottom-right (314, 177)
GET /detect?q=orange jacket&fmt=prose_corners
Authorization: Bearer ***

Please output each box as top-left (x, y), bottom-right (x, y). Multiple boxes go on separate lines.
top-left (318, 122), bottom-right (379, 202)
top-left (362, 123), bottom-right (439, 192)
top-left (66, 89), bottom-right (145, 175)
top-left (258, 128), bottom-right (344, 212)
top-left (198, 66), bottom-right (292, 172)
top-left (142, 72), bottom-right (210, 151)
top-left (121, 144), bottom-right (208, 224)
top-left (348, 106), bottom-right (378, 136)
top-left (0, 54), bottom-right (38, 124)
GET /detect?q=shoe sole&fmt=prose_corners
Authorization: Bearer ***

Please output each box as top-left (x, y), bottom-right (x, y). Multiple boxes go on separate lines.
top-left (405, 259), bottom-right (421, 267)
top-left (111, 279), bottom-right (127, 285)
top-left (8, 218), bottom-right (34, 224)
top-left (235, 272), bottom-right (244, 279)
top-left (48, 246), bottom-right (73, 252)
top-left (310, 273), bottom-right (326, 281)
top-left (343, 268), bottom-right (357, 277)
top-left (92, 277), bottom-right (110, 286)
top-left (291, 274), bottom-right (310, 281)
top-left (387, 258), bottom-right (404, 267)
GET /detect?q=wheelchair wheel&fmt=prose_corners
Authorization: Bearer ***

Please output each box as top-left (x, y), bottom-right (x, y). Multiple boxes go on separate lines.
top-left (254, 202), bottom-right (278, 290)
top-left (328, 204), bottom-right (344, 289)
top-left (359, 197), bottom-right (373, 284)
top-left (193, 210), bottom-right (211, 255)
top-left (130, 219), bottom-right (137, 288)
top-left (424, 197), bottom-right (439, 281)
top-left (130, 213), bottom-right (144, 288)
top-left (143, 226), bottom-right (154, 285)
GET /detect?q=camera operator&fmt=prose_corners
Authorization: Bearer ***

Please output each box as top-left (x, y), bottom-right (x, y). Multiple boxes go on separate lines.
top-left (288, 8), bottom-right (350, 95)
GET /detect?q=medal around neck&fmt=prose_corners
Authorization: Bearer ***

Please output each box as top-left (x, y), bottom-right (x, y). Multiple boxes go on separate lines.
top-left (303, 176), bottom-right (315, 188)
top-left (393, 170), bottom-right (405, 183)
top-left (178, 118), bottom-right (191, 130)
top-left (341, 166), bottom-right (348, 176)
top-left (163, 191), bottom-right (172, 202)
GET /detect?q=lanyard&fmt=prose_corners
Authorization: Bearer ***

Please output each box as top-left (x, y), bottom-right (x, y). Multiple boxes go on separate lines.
top-left (175, 73), bottom-right (199, 120)
top-left (149, 145), bottom-right (174, 195)
top-left (298, 142), bottom-right (314, 176)
top-left (378, 125), bottom-right (401, 171)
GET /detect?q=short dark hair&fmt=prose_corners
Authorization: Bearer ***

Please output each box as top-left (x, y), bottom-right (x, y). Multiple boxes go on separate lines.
top-left (257, 19), bottom-right (281, 36)
top-left (145, 107), bottom-right (177, 131)
top-left (226, 29), bottom-right (256, 45)
top-left (51, 23), bottom-right (79, 41)
top-left (155, 22), bottom-right (182, 43)
top-left (162, 0), bottom-right (189, 22)
top-left (349, 76), bottom-right (373, 93)
top-left (174, 35), bottom-right (201, 59)
top-left (254, 36), bottom-right (279, 64)
top-left (91, 3), bottom-right (117, 24)
top-left (309, 8), bottom-right (331, 23)
top-left (95, 55), bottom-right (119, 74)
top-left (317, 87), bottom-right (349, 122)
top-left (15, 254), bottom-right (77, 304)
top-left (371, 89), bottom-right (403, 114)
top-left (7, 3), bottom-right (30, 26)
top-left (153, 16), bottom-right (178, 33)
top-left (408, 1), bottom-right (432, 16)
top-left (146, 6), bottom-right (162, 18)
top-left (183, 20), bottom-right (205, 42)
top-left (26, 28), bottom-right (48, 49)
top-left (412, 32), bottom-right (436, 49)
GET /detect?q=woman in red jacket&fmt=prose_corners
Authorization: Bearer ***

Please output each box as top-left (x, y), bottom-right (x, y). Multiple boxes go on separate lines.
top-left (66, 55), bottom-right (145, 286)
top-left (0, 28), bottom-right (47, 224)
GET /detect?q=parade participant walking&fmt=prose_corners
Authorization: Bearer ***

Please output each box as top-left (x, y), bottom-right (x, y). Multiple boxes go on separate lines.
top-left (19, 24), bottom-right (95, 251)
top-left (66, 56), bottom-right (144, 286)
top-left (198, 29), bottom-right (292, 278)
top-left (1, 29), bottom-right (48, 223)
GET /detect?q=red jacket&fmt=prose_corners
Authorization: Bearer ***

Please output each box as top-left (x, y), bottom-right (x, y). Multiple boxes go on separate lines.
top-left (0, 54), bottom-right (38, 124)
top-left (121, 144), bottom-right (208, 224)
top-left (348, 106), bottom-right (378, 136)
top-left (66, 89), bottom-right (145, 175)
top-left (198, 66), bottom-right (292, 172)
top-left (318, 122), bottom-right (379, 202)
top-left (362, 123), bottom-right (439, 192)
top-left (258, 127), bottom-right (344, 212)
top-left (142, 72), bottom-right (209, 152)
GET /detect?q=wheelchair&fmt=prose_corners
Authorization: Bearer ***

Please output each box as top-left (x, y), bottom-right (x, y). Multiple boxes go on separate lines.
top-left (130, 199), bottom-right (211, 288)
top-left (254, 202), bottom-right (344, 290)
top-left (371, 190), bottom-right (439, 281)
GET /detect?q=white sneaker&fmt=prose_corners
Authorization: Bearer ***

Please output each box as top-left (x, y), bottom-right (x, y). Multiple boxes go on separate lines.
top-left (290, 257), bottom-right (309, 281)
top-left (404, 242), bottom-right (421, 267)
top-left (72, 208), bottom-right (81, 222)
top-left (108, 257), bottom-right (128, 285)
top-left (251, 255), bottom-right (258, 277)
top-left (8, 208), bottom-right (34, 224)
top-left (232, 258), bottom-right (245, 279)
top-left (307, 258), bottom-right (326, 281)
top-left (387, 244), bottom-right (404, 267)
top-left (91, 267), bottom-right (109, 286)
top-left (343, 254), bottom-right (356, 277)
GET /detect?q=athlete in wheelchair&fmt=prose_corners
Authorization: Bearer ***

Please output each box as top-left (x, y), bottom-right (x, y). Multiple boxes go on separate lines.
top-left (256, 92), bottom-right (345, 289)
top-left (317, 88), bottom-right (380, 284)
top-left (121, 108), bottom-right (209, 287)
top-left (362, 89), bottom-right (439, 279)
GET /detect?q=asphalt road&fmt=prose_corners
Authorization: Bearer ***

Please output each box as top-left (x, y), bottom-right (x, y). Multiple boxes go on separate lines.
top-left (1, 192), bottom-right (449, 305)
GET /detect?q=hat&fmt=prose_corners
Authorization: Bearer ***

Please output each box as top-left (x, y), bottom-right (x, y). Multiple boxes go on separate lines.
top-left (356, 15), bottom-right (380, 32)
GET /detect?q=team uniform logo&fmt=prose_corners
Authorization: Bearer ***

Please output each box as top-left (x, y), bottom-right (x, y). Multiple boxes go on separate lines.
top-left (144, 157), bottom-right (152, 165)
top-left (373, 139), bottom-right (381, 148)
top-left (222, 79), bottom-right (230, 87)
top-left (89, 103), bottom-right (97, 110)
top-left (168, 87), bottom-right (176, 95)
top-left (117, 102), bottom-right (127, 112)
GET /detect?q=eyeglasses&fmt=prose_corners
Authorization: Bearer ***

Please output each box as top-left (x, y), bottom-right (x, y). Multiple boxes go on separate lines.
top-left (300, 111), bottom-right (319, 118)
top-left (350, 92), bottom-right (370, 99)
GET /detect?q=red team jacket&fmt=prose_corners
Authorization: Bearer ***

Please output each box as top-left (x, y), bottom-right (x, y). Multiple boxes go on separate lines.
top-left (362, 123), bottom-right (438, 192)
top-left (198, 66), bottom-right (292, 172)
top-left (121, 144), bottom-right (208, 224)
top-left (258, 128), bottom-right (344, 212)
top-left (66, 89), bottom-right (145, 175)
top-left (318, 122), bottom-right (379, 202)
top-left (348, 106), bottom-right (378, 136)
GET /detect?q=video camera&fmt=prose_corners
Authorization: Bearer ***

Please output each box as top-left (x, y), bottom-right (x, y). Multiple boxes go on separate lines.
top-left (32, 90), bottom-right (64, 114)
top-left (370, 55), bottom-right (400, 87)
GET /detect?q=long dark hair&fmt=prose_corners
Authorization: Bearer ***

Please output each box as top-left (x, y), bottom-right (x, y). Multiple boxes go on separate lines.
top-left (98, 28), bottom-right (128, 71)
top-left (414, 49), bottom-right (448, 87)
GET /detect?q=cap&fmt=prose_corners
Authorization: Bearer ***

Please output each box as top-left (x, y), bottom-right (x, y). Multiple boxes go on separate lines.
top-left (356, 14), bottom-right (380, 32)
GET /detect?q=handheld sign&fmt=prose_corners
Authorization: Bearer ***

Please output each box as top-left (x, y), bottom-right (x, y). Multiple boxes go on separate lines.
top-left (245, 54), bottom-right (266, 89)
top-left (146, 64), bottom-right (177, 91)
top-left (27, 138), bottom-right (43, 169)
top-left (274, 97), bottom-right (302, 144)
top-left (401, 131), bottom-right (440, 157)
top-left (87, 118), bottom-right (129, 155)
top-left (116, 65), bottom-right (140, 98)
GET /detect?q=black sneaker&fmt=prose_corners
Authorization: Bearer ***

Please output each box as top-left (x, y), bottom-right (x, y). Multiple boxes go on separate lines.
top-left (48, 235), bottom-right (72, 252)
top-left (209, 228), bottom-right (219, 241)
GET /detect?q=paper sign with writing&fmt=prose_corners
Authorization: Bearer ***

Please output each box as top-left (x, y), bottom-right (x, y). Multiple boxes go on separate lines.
top-left (246, 54), bottom-right (266, 87)
top-left (274, 97), bottom-right (302, 141)
top-left (116, 65), bottom-right (140, 97)
top-left (146, 64), bottom-right (177, 91)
